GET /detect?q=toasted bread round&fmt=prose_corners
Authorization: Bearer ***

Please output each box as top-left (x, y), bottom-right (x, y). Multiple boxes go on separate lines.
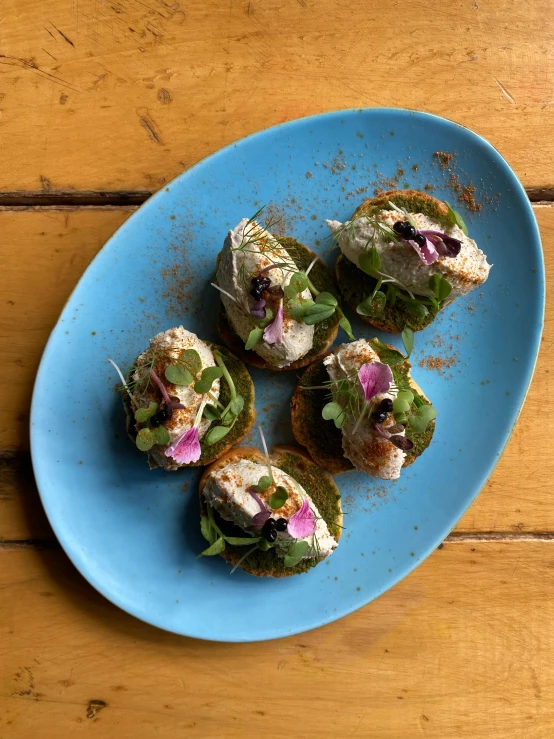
top-left (217, 236), bottom-right (340, 371)
top-left (336, 190), bottom-right (450, 333)
top-left (291, 342), bottom-right (435, 474)
top-left (124, 344), bottom-right (256, 469)
top-left (199, 445), bottom-right (342, 578)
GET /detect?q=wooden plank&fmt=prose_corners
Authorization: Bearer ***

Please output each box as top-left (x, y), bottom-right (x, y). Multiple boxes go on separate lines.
top-left (0, 0), bottom-right (553, 193)
top-left (0, 206), bottom-right (552, 539)
top-left (0, 541), bottom-right (553, 738)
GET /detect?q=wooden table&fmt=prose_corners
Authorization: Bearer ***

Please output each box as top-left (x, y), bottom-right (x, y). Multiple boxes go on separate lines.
top-left (1, 1), bottom-right (553, 736)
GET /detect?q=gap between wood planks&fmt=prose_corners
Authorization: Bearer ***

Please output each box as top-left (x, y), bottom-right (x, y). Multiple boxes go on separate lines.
top-left (0, 188), bottom-right (553, 208)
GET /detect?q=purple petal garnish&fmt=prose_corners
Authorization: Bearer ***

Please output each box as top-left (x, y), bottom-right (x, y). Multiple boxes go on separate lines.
top-left (164, 426), bottom-right (201, 464)
top-left (250, 298), bottom-right (266, 319)
top-left (421, 230), bottom-right (462, 258)
top-left (263, 302), bottom-right (284, 345)
top-left (287, 498), bottom-right (316, 538)
top-left (407, 237), bottom-right (439, 265)
top-left (358, 362), bottom-right (393, 402)
top-left (248, 489), bottom-right (270, 528)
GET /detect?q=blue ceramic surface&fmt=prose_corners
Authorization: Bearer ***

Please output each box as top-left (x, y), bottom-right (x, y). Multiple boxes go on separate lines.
top-left (31, 109), bottom-right (544, 641)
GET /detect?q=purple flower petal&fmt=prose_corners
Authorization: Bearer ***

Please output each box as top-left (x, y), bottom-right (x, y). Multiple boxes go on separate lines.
top-left (248, 489), bottom-right (270, 528)
top-left (287, 498), bottom-right (316, 538)
top-left (250, 298), bottom-right (266, 319)
top-left (263, 302), bottom-right (284, 345)
top-left (407, 237), bottom-right (439, 265)
top-left (164, 426), bottom-right (201, 464)
top-left (421, 230), bottom-right (462, 258)
top-left (358, 362), bottom-right (393, 402)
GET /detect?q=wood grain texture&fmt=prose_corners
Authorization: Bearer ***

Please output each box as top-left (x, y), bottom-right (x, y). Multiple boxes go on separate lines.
top-left (0, 541), bottom-right (553, 738)
top-left (0, 205), bottom-right (552, 539)
top-left (0, 0), bottom-right (553, 193)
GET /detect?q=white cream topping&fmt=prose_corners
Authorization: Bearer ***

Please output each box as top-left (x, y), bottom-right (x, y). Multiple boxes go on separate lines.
top-left (324, 339), bottom-right (406, 480)
top-left (131, 326), bottom-right (220, 470)
top-left (216, 219), bottom-right (315, 367)
top-left (203, 459), bottom-right (337, 559)
top-left (327, 210), bottom-right (491, 300)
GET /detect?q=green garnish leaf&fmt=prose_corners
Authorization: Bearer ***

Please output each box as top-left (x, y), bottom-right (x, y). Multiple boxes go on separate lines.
top-left (409, 403), bottom-right (437, 433)
top-left (356, 291), bottom-right (386, 316)
top-left (253, 475), bottom-right (272, 492)
top-left (302, 303), bottom-right (336, 325)
top-left (393, 397), bottom-right (411, 413)
top-left (284, 540), bottom-right (310, 567)
top-left (134, 401), bottom-right (159, 423)
top-left (203, 404), bottom-right (221, 421)
top-left (359, 245), bottom-right (381, 275)
top-left (287, 272), bottom-right (309, 296)
top-left (394, 411), bottom-right (408, 424)
top-left (200, 514), bottom-right (218, 544)
top-left (371, 338), bottom-right (405, 367)
top-left (198, 536), bottom-right (225, 557)
top-left (259, 307), bottom-right (274, 328)
top-left (269, 486), bottom-right (289, 510)
top-left (315, 292), bottom-right (338, 307)
top-left (428, 295), bottom-right (440, 313)
top-left (401, 327), bottom-right (414, 358)
top-left (445, 200), bottom-right (469, 235)
top-left (194, 366), bottom-right (224, 394)
top-left (136, 428), bottom-right (154, 451)
top-left (406, 301), bottom-right (429, 320)
top-left (429, 274), bottom-right (452, 303)
top-left (386, 284), bottom-right (398, 306)
top-left (397, 389), bottom-right (414, 404)
top-left (152, 426), bottom-right (170, 445)
top-left (230, 395), bottom-right (244, 416)
top-left (245, 327), bottom-right (264, 350)
top-left (338, 312), bottom-right (355, 340)
top-left (322, 401), bottom-right (343, 421)
top-left (224, 536), bottom-right (261, 546)
top-left (257, 539), bottom-right (271, 551)
top-left (205, 425), bottom-right (231, 445)
top-left (165, 364), bottom-right (193, 386)
top-left (288, 298), bottom-right (315, 321)
top-left (179, 348), bottom-right (202, 374)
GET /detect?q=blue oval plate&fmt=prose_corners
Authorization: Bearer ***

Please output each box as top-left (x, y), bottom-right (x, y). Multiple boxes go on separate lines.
top-left (31, 109), bottom-right (544, 641)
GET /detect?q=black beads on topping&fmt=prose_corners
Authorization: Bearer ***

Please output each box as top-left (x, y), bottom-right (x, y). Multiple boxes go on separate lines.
top-left (413, 233), bottom-right (427, 247)
top-left (250, 275), bottom-right (271, 301)
top-left (152, 407), bottom-right (170, 426)
top-left (379, 398), bottom-right (394, 414)
top-left (261, 518), bottom-right (278, 543)
top-left (275, 518), bottom-right (288, 532)
top-left (393, 220), bottom-right (416, 240)
top-left (373, 411), bottom-right (388, 424)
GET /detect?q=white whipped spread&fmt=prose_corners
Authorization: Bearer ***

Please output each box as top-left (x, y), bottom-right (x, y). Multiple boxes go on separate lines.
top-left (327, 210), bottom-right (491, 300)
top-left (132, 326), bottom-right (220, 470)
top-left (324, 339), bottom-right (406, 480)
top-left (203, 459), bottom-right (337, 558)
top-left (216, 219), bottom-right (315, 367)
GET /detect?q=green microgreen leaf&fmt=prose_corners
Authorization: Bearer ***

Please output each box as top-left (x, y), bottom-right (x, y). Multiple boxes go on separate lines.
top-left (257, 539), bottom-right (271, 551)
top-left (203, 404), bottom-right (221, 421)
top-left (315, 291), bottom-right (338, 307)
top-left (302, 303), bottom-right (336, 325)
top-left (445, 200), bottom-right (469, 235)
top-left (198, 536), bottom-right (225, 557)
top-left (370, 338), bottom-right (405, 367)
top-left (387, 284), bottom-right (398, 306)
top-left (397, 389), bottom-right (414, 404)
top-left (408, 403), bottom-right (437, 433)
top-left (359, 245), bottom-right (381, 275)
top-left (200, 513), bottom-right (218, 545)
top-left (357, 291), bottom-right (386, 316)
top-left (205, 425), bottom-right (231, 445)
top-left (230, 395), bottom-right (244, 416)
top-left (288, 298), bottom-right (315, 321)
top-left (394, 411), bottom-right (408, 424)
top-left (152, 426), bottom-right (170, 445)
top-left (287, 271), bottom-right (309, 297)
top-left (224, 536), bottom-right (261, 546)
top-left (136, 428), bottom-right (154, 451)
top-left (406, 301), bottom-right (429, 320)
top-left (258, 307), bottom-right (274, 328)
top-left (252, 475), bottom-right (272, 493)
top-left (284, 540), bottom-right (310, 567)
top-left (245, 326), bottom-right (264, 351)
top-left (165, 364), bottom-right (193, 386)
top-left (194, 366), bottom-right (224, 394)
top-left (393, 397), bottom-right (411, 413)
top-left (134, 401), bottom-right (159, 423)
top-left (179, 348), bottom-right (202, 375)
top-left (401, 327), bottom-right (414, 358)
top-left (269, 486), bottom-right (289, 510)
top-left (429, 274), bottom-right (452, 303)
top-left (338, 310), bottom-right (355, 340)
top-left (322, 401), bottom-right (344, 421)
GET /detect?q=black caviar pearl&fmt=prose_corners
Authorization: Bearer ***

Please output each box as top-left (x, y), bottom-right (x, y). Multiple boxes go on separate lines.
top-left (373, 411), bottom-right (388, 424)
top-left (393, 220), bottom-right (416, 239)
top-left (153, 407), bottom-right (170, 426)
top-left (150, 415), bottom-right (160, 428)
top-left (262, 518), bottom-right (278, 543)
top-left (250, 288), bottom-right (263, 301)
top-left (275, 518), bottom-right (288, 532)
top-left (379, 398), bottom-right (393, 414)
top-left (413, 233), bottom-right (427, 247)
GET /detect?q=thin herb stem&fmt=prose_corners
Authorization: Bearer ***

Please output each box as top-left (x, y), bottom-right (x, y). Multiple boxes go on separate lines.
top-left (214, 351), bottom-right (236, 401)
top-left (108, 358), bottom-right (133, 400)
top-left (258, 426), bottom-right (274, 483)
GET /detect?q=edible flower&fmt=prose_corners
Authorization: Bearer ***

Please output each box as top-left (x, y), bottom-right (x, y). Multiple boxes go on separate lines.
top-left (392, 219), bottom-right (462, 265)
top-left (164, 401), bottom-right (204, 464)
top-left (358, 361), bottom-right (393, 402)
top-left (373, 422), bottom-right (414, 451)
top-left (249, 490), bottom-right (271, 528)
top-left (287, 498), bottom-right (316, 538)
top-left (263, 301), bottom-right (284, 345)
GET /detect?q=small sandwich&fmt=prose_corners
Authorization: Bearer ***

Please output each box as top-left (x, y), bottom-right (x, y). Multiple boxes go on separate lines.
top-left (110, 326), bottom-right (255, 470)
top-left (328, 190), bottom-right (492, 333)
top-left (214, 209), bottom-right (354, 370)
top-left (198, 433), bottom-right (342, 577)
top-left (291, 338), bottom-right (436, 479)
